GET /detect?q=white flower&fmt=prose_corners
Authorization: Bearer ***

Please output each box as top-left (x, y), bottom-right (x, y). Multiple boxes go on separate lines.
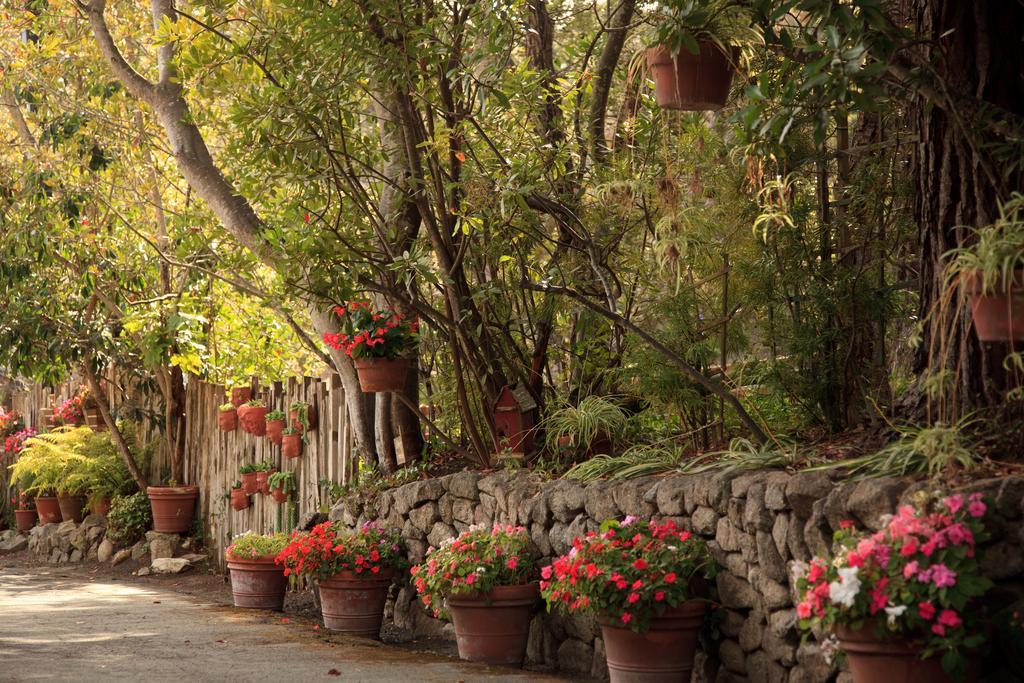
top-left (475, 566), bottom-right (485, 574)
top-left (884, 604), bottom-right (907, 625)
top-left (820, 635), bottom-right (839, 665)
top-left (828, 566), bottom-right (861, 608)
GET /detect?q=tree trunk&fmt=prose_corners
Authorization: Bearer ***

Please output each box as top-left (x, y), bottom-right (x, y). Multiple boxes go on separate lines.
top-left (911, 0), bottom-right (1024, 418)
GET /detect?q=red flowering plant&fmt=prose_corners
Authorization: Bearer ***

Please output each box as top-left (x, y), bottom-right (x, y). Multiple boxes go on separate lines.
top-left (275, 520), bottom-right (406, 581)
top-left (410, 524), bottom-right (537, 619)
top-left (540, 517), bottom-right (717, 632)
top-left (795, 492), bottom-right (992, 678)
top-left (53, 392), bottom-right (86, 426)
top-left (4, 427), bottom-right (37, 458)
top-left (322, 301), bottom-right (417, 359)
top-left (0, 409), bottom-right (25, 438)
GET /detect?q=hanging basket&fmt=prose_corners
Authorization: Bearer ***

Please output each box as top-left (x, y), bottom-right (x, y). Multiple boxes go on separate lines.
top-left (962, 269), bottom-right (1024, 342)
top-left (282, 433), bottom-right (303, 459)
top-left (646, 41), bottom-right (738, 111)
top-left (354, 357), bottom-right (410, 393)
top-left (230, 488), bottom-right (250, 511)
top-left (218, 408), bottom-right (238, 432)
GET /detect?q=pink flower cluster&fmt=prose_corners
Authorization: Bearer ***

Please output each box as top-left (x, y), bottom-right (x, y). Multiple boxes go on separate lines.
top-left (796, 492), bottom-right (992, 665)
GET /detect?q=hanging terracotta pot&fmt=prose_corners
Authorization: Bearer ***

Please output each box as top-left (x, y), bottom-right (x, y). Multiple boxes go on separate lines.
top-left (289, 405), bottom-right (318, 431)
top-left (90, 497), bottom-right (112, 518)
top-left (147, 486), bottom-right (199, 533)
top-left (219, 408), bottom-right (238, 432)
top-left (646, 41), bottom-right (738, 111)
top-left (448, 583), bottom-right (539, 666)
top-left (257, 469), bottom-right (275, 495)
top-left (318, 569), bottom-right (394, 637)
top-left (266, 418), bottom-right (285, 445)
top-left (282, 433), bottom-right (303, 459)
top-left (34, 496), bottom-right (63, 525)
top-left (15, 508), bottom-right (38, 532)
top-left (241, 471), bottom-right (259, 496)
top-left (354, 357), bottom-right (409, 392)
top-left (237, 405), bottom-right (268, 436)
top-left (836, 624), bottom-right (952, 683)
top-left (600, 600), bottom-right (706, 683)
top-left (57, 494), bottom-right (87, 523)
top-left (271, 485), bottom-right (289, 504)
top-left (230, 488), bottom-right (250, 511)
top-left (230, 387), bottom-right (252, 407)
top-left (227, 555), bottom-right (288, 611)
top-left (962, 270), bottom-right (1024, 342)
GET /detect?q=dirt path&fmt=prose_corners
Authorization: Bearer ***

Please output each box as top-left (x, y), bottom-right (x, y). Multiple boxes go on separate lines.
top-left (0, 566), bottom-right (553, 682)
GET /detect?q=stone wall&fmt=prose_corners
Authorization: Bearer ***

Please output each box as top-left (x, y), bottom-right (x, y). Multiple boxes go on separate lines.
top-left (329, 470), bottom-right (1024, 682)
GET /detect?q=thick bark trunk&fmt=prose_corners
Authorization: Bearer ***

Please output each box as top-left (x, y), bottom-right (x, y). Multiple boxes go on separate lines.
top-left (911, 0), bottom-right (1024, 417)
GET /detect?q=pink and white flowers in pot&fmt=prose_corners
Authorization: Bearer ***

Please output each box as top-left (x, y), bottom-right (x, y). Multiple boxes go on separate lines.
top-left (411, 525), bottom-right (539, 666)
top-left (796, 493), bottom-right (992, 680)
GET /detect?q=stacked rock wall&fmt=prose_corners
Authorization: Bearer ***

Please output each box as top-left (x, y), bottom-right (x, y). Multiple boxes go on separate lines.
top-left (330, 469), bottom-right (1024, 682)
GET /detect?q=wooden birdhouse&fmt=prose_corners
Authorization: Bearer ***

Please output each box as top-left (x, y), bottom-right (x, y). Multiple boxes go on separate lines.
top-left (492, 384), bottom-right (537, 464)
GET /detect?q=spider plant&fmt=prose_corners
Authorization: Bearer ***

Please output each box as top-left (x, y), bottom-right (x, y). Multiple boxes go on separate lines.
top-left (543, 396), bottom-right (628, 452)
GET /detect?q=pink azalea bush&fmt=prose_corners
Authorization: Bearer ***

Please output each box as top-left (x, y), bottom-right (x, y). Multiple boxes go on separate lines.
top-left (540, 517), bottom-right (716, 632)
top-left (410, 524), bottom-right (536, 619)
top-left (796, 493), bottom-right (992, 677)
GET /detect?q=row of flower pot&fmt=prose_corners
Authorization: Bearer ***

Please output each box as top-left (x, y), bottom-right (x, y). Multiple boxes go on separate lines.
top-left (222, 491), bottom-right (992, 682)
top-left (13, 486), bottom-right (198, 535)
top-left (230, 469), bottom-right (296, 511)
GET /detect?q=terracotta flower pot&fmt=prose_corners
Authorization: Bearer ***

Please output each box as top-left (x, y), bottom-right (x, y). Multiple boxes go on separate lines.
top-left (15, 509), bottom-right (38, 532)
top-left (266, 418), bottom-right (285, 445)
top-left (599, 600), bottom-right (706, 683)
top-left (646, 42), bottom-right (738, 111)
top-left (289, 406), bottom-right (318, 431)
top-left (318, 569), bottom-right (394, 637)
top-left (962, 269), bottom-right (1024, 342)
top-left (282, 433), bottom-right (303, 459)
top-left (227, 555), bottom-right (288, 611)
top-left (34, 496), bottom-right (63, 525)
top-left (354, 357), bottom-right (409, 392)
top-left (448, 583), bottom-right (539, 666)
top-left (270, 486), bottom-right (289, 504)
top-left (230, 387), bottom-right (252, 407)
top-left (230, 488), bottom-right (250, 511)
top-left (91, 498), bottom-right (112, 518)
top-left (836, 624), bottom-right (952, 683)
top-left (219, 409), bottom-right (238, 432)
top-left (257, 469), bottom-right (275, 495)
top-left (147, 486), bottom-right (199, 534)
top-left (57, 494), bottom-right (87, 523)
top-left (237, 406), bottom-right (268, 437)
top-left (241, 471), bottom-right (259, 496)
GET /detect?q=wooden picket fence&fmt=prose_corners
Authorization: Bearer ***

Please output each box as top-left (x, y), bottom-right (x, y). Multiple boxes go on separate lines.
top-left (7, 373), bottom-right (356, 570)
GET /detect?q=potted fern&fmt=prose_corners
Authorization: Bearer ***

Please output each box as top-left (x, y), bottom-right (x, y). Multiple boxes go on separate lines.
top-left (947, 193), bottom-right (1024, 341)
top-left (645, 0), bottom-right (747, 111)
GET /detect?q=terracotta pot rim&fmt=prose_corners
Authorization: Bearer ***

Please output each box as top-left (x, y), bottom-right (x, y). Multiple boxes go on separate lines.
top-left (598, 598), bottom-right (708, 629)
top-left (353, 356), bottom-right (410, 366)
top-left (321, 567), bottom-right (396, 586)
top-left (147, 486), bottom-right (200, 497)
top-left (961, 268), bottom-right (1024, 294)
top-left (227, 555), bottom-right (284, 567)
top-left (645, 41), bottom-right (736, 65)
top-left (834, 624), bottom-right (928, 654)
top-left (447, 581), bottom-right (540, 606)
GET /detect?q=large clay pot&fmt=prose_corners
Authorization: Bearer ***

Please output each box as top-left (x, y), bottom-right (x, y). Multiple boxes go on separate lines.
top-left (963, 269), bottom-right (1024, 342)
top-left (241, 471), bottom-right (259, 496)
top-left (256, 469), bottom-right (275, 495)
top-left (318, 569), bottom-right (394, 637)
top-left (230, 488), bottom-right (250, 511)
top-left (218, 409), bottom-right (238, 432)
top-left (34, 496), bottom-right (63, 525)
top-left (836, 624), bottom-right (951, 683)
top-left (230, 387), bottom-right (252, 407)
top-left (266, 418), bottom-right (285, 445)
top-left (599, 600), bottom-right (706, 683)
top-left (91, 497), bottom-right (112, 518)
top-left (448, 583), bottom-right (539, 666)
top-left (57, 494), bottom-right (87, 523)
top-left (646, 42), bottom-right (738, 111)
top-left (282, 433), bottom-right (303, 459)
top-left (354, 357), bottom-right (409, 392)
top-left (289, 405), bottom-right (318, 431)
top-left (227, 555), bottom-right (287, 611)
top-left (15, 509), bottom-right (38, 532)
top-left (147, 486), bottom-right (199, 534)
top-left (237, 405), bottom-right (268, 437)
